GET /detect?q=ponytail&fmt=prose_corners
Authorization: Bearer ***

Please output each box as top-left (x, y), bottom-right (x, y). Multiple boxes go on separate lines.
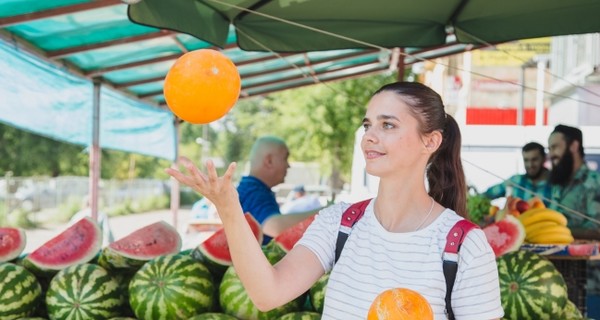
top-left (427, 115), bottom-right (467, 217)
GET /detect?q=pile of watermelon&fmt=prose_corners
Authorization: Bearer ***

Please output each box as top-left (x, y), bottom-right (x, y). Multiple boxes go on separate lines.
top-left (1, 213), bottom-right (586, 319)
top-left (0, 214), bottom-right (325, 319)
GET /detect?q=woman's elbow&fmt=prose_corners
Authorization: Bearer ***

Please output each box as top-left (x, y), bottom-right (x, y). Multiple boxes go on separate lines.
top-left (250, 295), bottom-right (284, 312)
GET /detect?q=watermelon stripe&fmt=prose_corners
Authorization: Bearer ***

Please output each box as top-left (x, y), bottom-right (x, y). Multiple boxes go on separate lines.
top-left (46, 264), bottom-right (123, 320)
top-left (0, 263), bottom-right (42, 319)
top-left (219, 266), bottom-right (304, 320)
top-left (129, 254), bottom-right (215, 320)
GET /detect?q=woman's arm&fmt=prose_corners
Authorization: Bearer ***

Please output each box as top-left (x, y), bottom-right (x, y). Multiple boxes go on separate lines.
top-left (166, 158), bottom-right (324, 310)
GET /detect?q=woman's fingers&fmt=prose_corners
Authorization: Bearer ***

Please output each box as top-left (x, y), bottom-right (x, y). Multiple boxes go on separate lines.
top-left (206, 160), bottom-right (224, 186)
top-left (223, 162), bottom-right (237, 183)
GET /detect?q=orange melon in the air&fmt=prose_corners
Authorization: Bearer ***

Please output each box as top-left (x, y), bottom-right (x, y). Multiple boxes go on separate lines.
top-left (367, 287), bottom-right (434, 320)
top-left (163, 49), bottom-right (241, 124)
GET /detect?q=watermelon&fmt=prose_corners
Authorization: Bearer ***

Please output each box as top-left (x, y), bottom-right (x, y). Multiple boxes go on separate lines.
top-left (268, 214), bottom-right (316, 254)
top-left (24, 217), bottom-right (102, 275)
top-left (497, 250), bottom-right (568, 320)
top-left (0, 227), bottom-right (26, 262)
top-left (188, 313), bottom-right (238, 320)
top-left (46, 263), bottom-right (124, 319)
top-left (191, 213), bottom-right (262, 280)
top-left (560, 300), bottom-right (584, 319)
top-left (99, 221), bottom-right (182, 271)
top-left (277, 311), bottom-right (322, 320)
top-left (129, 254), bottom-right (215, 320)
top-left (219, 266), bottom-right (304, 320)
top-left (0, 263), bottom-right (42, 319)
top-left (309, 272), bottom-right (329, 313)
top-left (483, 215), bottom-right (525, 257)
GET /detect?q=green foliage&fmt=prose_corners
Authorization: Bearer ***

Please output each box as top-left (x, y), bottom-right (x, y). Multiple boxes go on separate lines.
top-left (0, 123), bottom-right (172, 179)
top-left (6, 208), bottom-right (38, 229)
top-left (105, 195), bottom-right (170, 217)
top-left (55, 196), bottom-right (86, 223)
top-left (466, 193), bottom-right (491, 225)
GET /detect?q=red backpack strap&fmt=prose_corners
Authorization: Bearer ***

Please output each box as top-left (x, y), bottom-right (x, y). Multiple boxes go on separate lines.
top-left (334, 199), bottom-right (371, 263)
top-left (443, 219), bottom-right (479, 320)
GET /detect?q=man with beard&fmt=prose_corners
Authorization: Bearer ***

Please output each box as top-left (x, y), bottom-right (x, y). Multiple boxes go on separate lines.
top-left (484, 142), bottom-right (551, 205)
top-left (548, 124), bottom-right (600, 319)
top-left (548, 124), bottom-right (600, 230)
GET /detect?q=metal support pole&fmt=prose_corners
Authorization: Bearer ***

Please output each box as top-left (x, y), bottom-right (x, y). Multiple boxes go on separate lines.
top-left (535, 58), bottom-right (547, 126)
top-left (89, 79), bottom-right (101, 221)
top-left (170, 120), bottom-right (180, 229)
top-left (518, 66), bottom-right (526, 126)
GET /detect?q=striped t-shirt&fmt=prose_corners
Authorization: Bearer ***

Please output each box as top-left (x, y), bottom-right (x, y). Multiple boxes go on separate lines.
top-left (297, 200), bottom-right (504, 320)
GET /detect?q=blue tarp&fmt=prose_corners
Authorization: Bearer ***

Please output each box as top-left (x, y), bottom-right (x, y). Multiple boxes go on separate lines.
top-left (0, 39), bottom-right (176, 160)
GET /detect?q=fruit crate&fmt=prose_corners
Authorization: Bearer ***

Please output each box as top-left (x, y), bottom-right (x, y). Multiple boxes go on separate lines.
top-left (548, 258), bottom-right (588, 316)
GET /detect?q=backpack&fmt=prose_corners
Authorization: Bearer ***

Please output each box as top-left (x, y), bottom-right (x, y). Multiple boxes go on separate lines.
top-left (334, 199), bottom-right (478, 320)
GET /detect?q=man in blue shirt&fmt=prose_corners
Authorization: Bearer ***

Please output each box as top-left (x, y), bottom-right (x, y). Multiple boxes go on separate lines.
top-left (484, 142), bottom-right (552, 205)
top-left (237, 136), bottom-right (318, 245)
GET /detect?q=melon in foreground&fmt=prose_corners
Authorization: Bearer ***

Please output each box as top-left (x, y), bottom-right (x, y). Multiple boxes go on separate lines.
top-left (497, 250), bottom-right (568, 320)
top-left (272, 214), bottom-right (316, 252)
top-left (188, 313), bottom-right (238, 320)
top-left (309, 272), bottom-right (329, 313)
top-left (0, 263), bottom-right (42, 319)
top-left (46, 263), bottom-right (124, 320)
top-left (0, 227), bottom-right (26, 263)
top-left (24, 217), bottom-right (101, 275)
top-left (219, 266), bottom-right (304, 320)
top-left (367, 287), bottom-right (433, 320)
top-left (483, 215), bottom-right (525, 257)
top-left (192, 213), bottom-right (262, 279)
top-left (277, 311), bottom-right (322, 320)
top-left (129, 254), bottom-right (215, 320)
top-left (98, 221), bottom-right (181, 271)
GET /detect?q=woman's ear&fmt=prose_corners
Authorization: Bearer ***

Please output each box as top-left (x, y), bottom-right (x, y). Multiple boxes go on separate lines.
top-left (424, 131), bottom-right (442, 153)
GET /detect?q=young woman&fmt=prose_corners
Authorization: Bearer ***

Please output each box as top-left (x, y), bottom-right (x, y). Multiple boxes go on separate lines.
top-left (166, 82), bottom-right (503, 319)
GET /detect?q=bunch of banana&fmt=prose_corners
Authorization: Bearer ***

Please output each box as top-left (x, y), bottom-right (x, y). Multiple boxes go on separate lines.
top-left (518, 208), bottom-right (574, 244)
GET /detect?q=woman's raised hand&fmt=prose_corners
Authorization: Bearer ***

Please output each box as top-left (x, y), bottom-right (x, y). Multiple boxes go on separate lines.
top-left (165, 157), bottom-right (239, 210)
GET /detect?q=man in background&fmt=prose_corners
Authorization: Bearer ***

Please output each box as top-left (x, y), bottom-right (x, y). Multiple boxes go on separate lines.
top-left (547, 124), bottom-right (600, 230)
top-left (547, 124), bottom-right (600, 319)
top-left (237, 136), bottom-right (317, 244)
top-left (280, 185), bottom-right (322, 214)
top-left (484, 142), bottom-right (551, 205)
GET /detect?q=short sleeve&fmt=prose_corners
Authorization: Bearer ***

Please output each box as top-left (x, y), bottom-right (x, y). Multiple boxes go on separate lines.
top-left (452, 229), bottom-right (504, 319)
top-left (296, 202), bottom-right (351, 272)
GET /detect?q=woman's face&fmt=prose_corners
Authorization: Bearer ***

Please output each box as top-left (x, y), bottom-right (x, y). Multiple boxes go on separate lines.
top-left (361, 91), bottom-right (426, 177)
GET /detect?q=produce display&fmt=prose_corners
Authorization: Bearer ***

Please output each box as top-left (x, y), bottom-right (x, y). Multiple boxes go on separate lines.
top-left (519, 208), bottom-right (573, 244)
top-left (0, 227), bottom-right (26, 262)
top-left (0, 206), bottom-right (593, 319)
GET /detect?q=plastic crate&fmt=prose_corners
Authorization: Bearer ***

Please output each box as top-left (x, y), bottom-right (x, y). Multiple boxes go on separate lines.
top-left (549, 258), bottom-right (588, 315)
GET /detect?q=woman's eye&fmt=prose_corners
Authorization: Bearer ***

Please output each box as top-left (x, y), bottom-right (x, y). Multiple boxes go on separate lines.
top-left (363, 123), bottom-right (371, 131)
top-left (383, 122), bottom-right (394, 129)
